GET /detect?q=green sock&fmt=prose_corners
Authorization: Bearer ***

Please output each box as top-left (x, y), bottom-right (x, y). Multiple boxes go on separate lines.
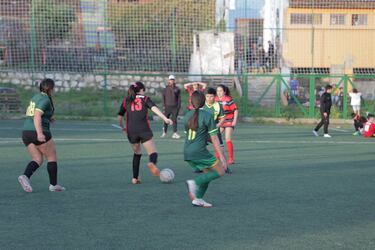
top-left (196, 182), bottom-right (209, 199)
top-left (194, 170), bottom-right (220, 198)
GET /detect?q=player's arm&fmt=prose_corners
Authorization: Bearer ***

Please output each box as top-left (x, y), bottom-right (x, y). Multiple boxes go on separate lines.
top-left (198, 82), bottom-right (207, 89)
top-left (232, 109), bottom-right (239, 127)
top-left (117, 101), bottom-right (127, 133)
top-left (183, 83), bottom-right (192, 90)
top-left (151, 106), bottom-right (173, 125)
top-left (34, 110), bottom-right (45, 142)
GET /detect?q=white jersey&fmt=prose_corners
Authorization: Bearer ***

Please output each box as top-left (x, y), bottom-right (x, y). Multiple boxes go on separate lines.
top-left (349, 92), bottom-right (362, 106)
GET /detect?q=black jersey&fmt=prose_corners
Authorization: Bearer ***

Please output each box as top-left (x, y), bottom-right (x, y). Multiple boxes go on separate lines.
top-left (118, 95), bottom-right (156, 133)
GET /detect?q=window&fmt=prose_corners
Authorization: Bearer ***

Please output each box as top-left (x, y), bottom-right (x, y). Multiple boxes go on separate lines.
top-left (352, 14), bottom-right (367, 26)
top-left (291, 13), bottom-right (322, 25)
top-left (330, 14), bottom-right (346, 25)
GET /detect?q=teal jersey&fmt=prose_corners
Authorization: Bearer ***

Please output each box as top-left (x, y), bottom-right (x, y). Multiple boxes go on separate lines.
top-left (23, 93), bottom-right (54, 132)
top-left (183, 109), bottom-right (218, 161)
top-left (202, 101), bottom-right (224, 123)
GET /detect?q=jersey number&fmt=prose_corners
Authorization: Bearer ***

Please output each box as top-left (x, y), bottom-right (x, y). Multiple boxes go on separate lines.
top-left (187, 129), bottom-right (196, 140)
top-left (26, 101), bottom-right (36, 116)
top-left (131, 99), bottom-right (142, 111)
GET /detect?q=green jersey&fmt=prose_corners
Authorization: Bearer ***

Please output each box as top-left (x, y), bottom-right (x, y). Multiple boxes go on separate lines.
top-left (23, 93), bottom-right (54, 132)
top-left (183, 109), bottom-right (218, 161)
top-left (202, 101), bottom-right (224, 123)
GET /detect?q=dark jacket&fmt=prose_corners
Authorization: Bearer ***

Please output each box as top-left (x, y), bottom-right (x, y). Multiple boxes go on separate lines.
top-left (320, 92), bottom-right (332, 113)
top-left (162, 85), bottom-right (181, 108)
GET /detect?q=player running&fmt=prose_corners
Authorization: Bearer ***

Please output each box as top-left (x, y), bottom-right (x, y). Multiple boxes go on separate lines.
top-left (18, 78), bottom-right (65, 193)
top-left (117, 81), bottom-right (173, 184)
top-left (185, 91), bottom-right (227, 208)
top-left (215, 84), bottom-right (238, 165)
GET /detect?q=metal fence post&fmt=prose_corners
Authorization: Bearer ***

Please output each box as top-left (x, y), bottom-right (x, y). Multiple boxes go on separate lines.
top-left (309, 75), bottom-right (316, 118)
top-left (343, 75), bottom-right (348, 119)
top-left (275, 75), bottom-right (281, 116)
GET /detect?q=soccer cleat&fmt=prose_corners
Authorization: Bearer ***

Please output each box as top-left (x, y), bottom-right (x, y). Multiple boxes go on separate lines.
top-left (147, 162), bottom-right (160, 176)
top-left (353, 131), bottom-right (361, 136)
top-left (192, 199), bottom-right (212, 208)
top-left (186, 180), bottom-right (198, 201)
top-left (18, 175), bottom-right (32, 193)
top-left (323, 134), bottom-right (332, 138)
top-left (312, 130), bottom-right (319, 137)
top-left (193, 169), bottom-right (203, 173)
top-left (49, 184), bottom-right (66, 192)
top-left (160, 132), bottom-right (166, 138)
top-left (132, 178), bottom-right (141, 184)
top-left (172, 133), bottom-right (181, 139)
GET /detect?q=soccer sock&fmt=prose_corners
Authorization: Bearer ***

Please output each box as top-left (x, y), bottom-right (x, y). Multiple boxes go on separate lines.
top-left (23, 161), bottom-right (40, 179)
top-left (195, 169), bottom-right (220, 187)
top-left (149, 152), bottom-right (158, 164)
top-left (226, 140), bottom-right (234, 160)
top-left (47, 162), bottom-right (58, 186)
top-left (133, 154), bottom-right (142, 179)
top-left (196, 182), bottom-right (209, 199)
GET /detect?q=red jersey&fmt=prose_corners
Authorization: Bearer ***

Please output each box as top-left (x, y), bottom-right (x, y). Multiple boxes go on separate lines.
top-left (215, 95), bottom-right (237, 127)
top-left (186, 87), bottom-right (205, 110)
top-left (363, 121), bottom-right (375, 137)
top-left (118, 95), bottom-right (156, 133)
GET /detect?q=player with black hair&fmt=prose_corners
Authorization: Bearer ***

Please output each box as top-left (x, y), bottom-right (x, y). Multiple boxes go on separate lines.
top-left (215, 84), bottom-right (238, 165)
top-left (118, 81), bottom-right (173, 184)
top-left (351, 112), bottom-right (367, 136)
top-left (313, 85), bottom-right (333, 138)
top-left (18, 78), bottom-right (65, 193)
top-left (184, 91), bottom-right (227, 208)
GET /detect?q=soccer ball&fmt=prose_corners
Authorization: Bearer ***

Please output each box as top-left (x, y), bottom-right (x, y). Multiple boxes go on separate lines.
top-left (159, 168), bottom-right (175, 183)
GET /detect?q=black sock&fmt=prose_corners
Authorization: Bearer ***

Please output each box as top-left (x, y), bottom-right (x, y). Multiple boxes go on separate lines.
top-left (133, 154), bottom-right (142, 179)
top-left (47, 162), bottom-right (58, 186)
top-left (23, 161), bottom-right (40, 179)
top-left (149, 152), bottom-right (158, 164)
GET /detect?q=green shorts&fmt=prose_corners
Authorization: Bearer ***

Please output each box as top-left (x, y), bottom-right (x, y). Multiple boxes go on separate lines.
top-left (186, 156), bottom-right (218, 171)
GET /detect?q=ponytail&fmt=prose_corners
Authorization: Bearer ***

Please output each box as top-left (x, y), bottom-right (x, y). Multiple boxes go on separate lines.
top-left (188, 91), bottom-right (205, 131)
top-left (218, 84), bottom-right (230, 97)
top-left (126, 81), bottom-right (145, 103)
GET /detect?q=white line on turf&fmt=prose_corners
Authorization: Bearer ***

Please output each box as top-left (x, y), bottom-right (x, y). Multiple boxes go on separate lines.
top-left (1, 138), bottom-right (375, 145)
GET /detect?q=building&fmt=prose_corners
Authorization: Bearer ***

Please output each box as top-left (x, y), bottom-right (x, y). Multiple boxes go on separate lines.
top-left (282, 0), bottom-right (375, 75)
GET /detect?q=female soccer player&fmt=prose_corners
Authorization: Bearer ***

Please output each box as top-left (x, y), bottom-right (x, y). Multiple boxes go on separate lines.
top-left (184, 82), bottom-right (207, 110)
top-left (215, 84), bottom-right (238, 165)
top-left (18, 78), bottom-right (65, 193)
top-left (118, 81), bottom-right (173, 184)
top-left (185, 91), bottom-right (227, 207)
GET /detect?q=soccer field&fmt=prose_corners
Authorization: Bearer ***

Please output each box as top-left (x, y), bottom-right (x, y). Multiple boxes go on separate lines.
top-left (1, 120), bottom-right (375, 249)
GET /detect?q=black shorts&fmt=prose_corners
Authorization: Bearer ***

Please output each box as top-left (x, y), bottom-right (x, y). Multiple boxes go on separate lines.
top-left (127, 130), bottom-right (153, 144)
top-left (22, 131), bottom-right (52, 146)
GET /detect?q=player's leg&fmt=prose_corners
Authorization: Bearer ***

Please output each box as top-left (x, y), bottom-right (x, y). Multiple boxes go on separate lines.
top-left (142, 138), bottom-right (160, 176)
top-left (224, 127), bottom-right (235, 164)
top-left (18, 143), bottom-right (43, 192)
top-left (38, 139), bottom-right (65, 191)
top-left (130, 142), bottom-right (142, 184)
top-left (171, 107), bottom-right (180, 138)
top-left (162, 106), bottom-right (172, 136)
top-left (314, 114), bottom-right (324, 135)
top-left (323, 114), bottom-right (330, 136)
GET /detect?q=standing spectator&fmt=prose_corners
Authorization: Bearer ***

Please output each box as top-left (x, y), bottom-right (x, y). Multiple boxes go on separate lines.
top-left (313, 85), bottom-right (333, 138)
top-left (349, 88), bottom-right (362, 116)
top-left (363, 114), bottom-right (375, 137)
top-left (290, 77), bottom-right (299, 96)
top-left (337, 87), bottom-right (344, 111)
top-left (267, 40), bottom-right (275, 71)
top-left (184, 82), bottom-right (207, 111)
top-left (161, 75), bottom-right (181, 139)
